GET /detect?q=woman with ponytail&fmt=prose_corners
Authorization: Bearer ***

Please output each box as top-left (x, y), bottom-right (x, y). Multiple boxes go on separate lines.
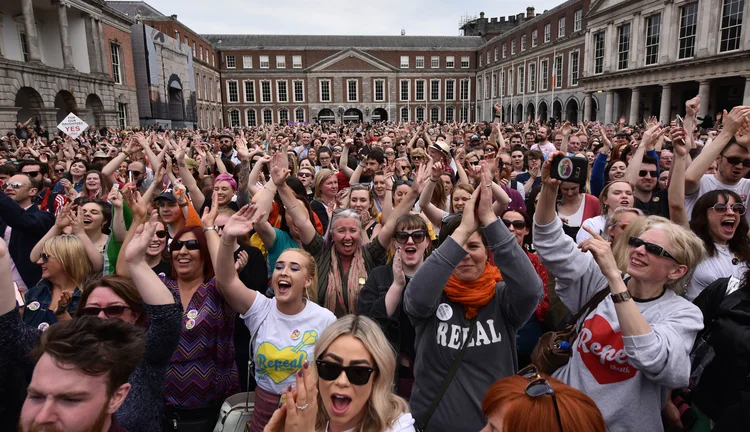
top-left (403, 162), bottom-right (543, 432)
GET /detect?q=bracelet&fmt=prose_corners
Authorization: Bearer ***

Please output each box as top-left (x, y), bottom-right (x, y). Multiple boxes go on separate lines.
top-left (178, 201), bottom-right (188, 208)
top-left (429, 178), bottom-right (439, 183)
top-left (285, 204), bottom-right (299, 211)
top-left (220, 238), bottom-right (235, 247)
top-left (204, 226), bottom-right (218, 233)
top-left (122, 150), bottom-right (131, 157)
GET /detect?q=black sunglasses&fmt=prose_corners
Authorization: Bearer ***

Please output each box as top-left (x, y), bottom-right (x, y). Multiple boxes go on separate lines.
top-left (469, 160), bottom-right (480, 166)
top-left (502, 219), bottom-right (526, 230)
top-left (627, 237), bottom-right (680, 263)
top-left (3, 182), bottom-right (24, 190)
top-left (40, 253), bottom-right (55, 263)
top-left (722, 155), bottom-right (750, 168)
top-left (128, 170), bottom-right (142, 177)
top-left (638, 170), bottom-right (658, 178)
top-left (316, 359), bottom-right (375, 386)
top-left (412, 156), bottom-right (424, 161)
top-left (170, 239), bottom-right (201, 252)
top-left (298, 172), bottom-right (312, 178)
top-left (55, 168), bottom-right (66, 173)
top-left (332, 148), bottom-right (343, 152)
top-left (155, 230), bottom-right (168, 239)
top-left (517, 365), bottom-right (563, 431)
top-left (23, 171), bottom-right (40, 177)
top-left (81, 305), bottom-right (130, 318)
top-left (710, 202), bottom-right (747, 215)
top-left (394, 230), bottom-right (427, 244)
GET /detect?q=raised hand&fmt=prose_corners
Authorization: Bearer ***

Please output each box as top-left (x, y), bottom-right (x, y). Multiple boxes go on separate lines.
top-left (270, 152), bottom-right (290, 187)
top-left (431, 161), bottom-right (444, 180)
top-left (124, 212), bottom-right (160, 264)
top-left (672, 128), bottom-right (690, 157)
top-left (235, 250), bottom-right (249, 273)
top-left (578, 226), bottom-right (620, 278)
top-left (392, 247), bottom-right (406, 288)
top-left (640, 123), bottom-right (665, 148)
top-left (223, 205), bottom-right (257, 239)
top-left (541, 151), bottom-right (565, 187)
top-left (108, 187), bottom-right (123, 208)
top-left (722, 106), bottom-right (750, 136)
top-left (201, 191), bottom-right (220, 228)
top-left (561, 121), bottom-right (572, 137)
top-left (53, 290), bottom-right (74, 316)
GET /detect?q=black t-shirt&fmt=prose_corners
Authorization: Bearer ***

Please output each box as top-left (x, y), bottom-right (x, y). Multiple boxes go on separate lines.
top-left (635, 188), bottom-right (670, 218)
top-left (151, 260), bottom-right (172, 278)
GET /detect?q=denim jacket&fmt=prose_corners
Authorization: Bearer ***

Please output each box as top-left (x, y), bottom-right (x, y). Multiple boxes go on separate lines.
top-left (22, 279), bottom-right (81, 330)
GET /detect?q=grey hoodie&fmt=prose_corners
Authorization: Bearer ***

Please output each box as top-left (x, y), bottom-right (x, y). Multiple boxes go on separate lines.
top-left (404, 218), bottom-right (543, 432)
top-left (533, 216), bottom-right (704, 432)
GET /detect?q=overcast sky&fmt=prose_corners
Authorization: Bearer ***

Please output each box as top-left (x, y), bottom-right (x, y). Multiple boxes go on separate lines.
top-left (138, 0), bottom-right (564, 36)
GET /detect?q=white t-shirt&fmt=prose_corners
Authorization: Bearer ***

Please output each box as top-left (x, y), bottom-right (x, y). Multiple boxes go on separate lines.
top-left (576, 215), bottom-right (607, 245)
top-left (241, 295), bottom-right (336, 394)
top-left (685, 175), bottom-right (750, 224)
top-left (685, 243), bottom-right (748, 301)
top-left (325, 412), bottom-right (416, 432)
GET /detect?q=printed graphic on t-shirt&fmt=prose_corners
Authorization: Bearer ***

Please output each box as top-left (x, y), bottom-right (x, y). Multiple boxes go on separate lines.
top-left (577, 315), bottom-right (637, 384)
top-left (256, 330), bottom-right (318, 383)
top-left (436, 319), bottom-right (503, 349)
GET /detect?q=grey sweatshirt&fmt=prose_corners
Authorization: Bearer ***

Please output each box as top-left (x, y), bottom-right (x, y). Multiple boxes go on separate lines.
top-left (404, 218), bottom-right (543, 432)
top-left (533, 216), bottom-right (704, 432)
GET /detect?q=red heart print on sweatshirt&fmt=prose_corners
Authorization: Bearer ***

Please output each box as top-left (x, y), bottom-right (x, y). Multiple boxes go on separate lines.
top-left (577, 315), bottom-right (638, 384)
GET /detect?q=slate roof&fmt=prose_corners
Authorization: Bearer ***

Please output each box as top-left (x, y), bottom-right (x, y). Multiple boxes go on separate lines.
top-left (201, 34), bottom-right (484, 49)
top-left (106, 1), bottom-right (166, 18)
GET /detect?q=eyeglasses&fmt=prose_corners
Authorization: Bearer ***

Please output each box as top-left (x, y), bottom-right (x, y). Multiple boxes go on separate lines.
top-left (316, 359), bottom-right (375, 386)
top-left (412, 156), bottom-right (424, 161)
top-left (484, 147), bottom-right (496, 153)
top-left (722, 155), bottom-right (750, 168)
top-left (332, 148), bottom-right (343, 152)
top-left (155, 230), bottom-right (168, 239)
top-left (297, 172), bottom-right (312, 178)
top-left (393, 179), bottom-right (413, 187)
top-left (502, 219), bottom-right (526, 230)
top-left (81, 305), bottom-right (130, 318)
top-left (55, 168), bottom-right (66, 173)
top-left (170, 239), bottom-right (201, 252)
top-left (40, 253), bottom-right (55, 263)
top-left (638, 170), bottom-right (658, 178)
top-left (23, 171), bottom-right (40, 178)
top-left (394, 230), bottom-right (427, 244)
top-left (128, 170), bottom-right (142, 177)
top-left (710, 202), bottom-right (747, 215)
top-left (3, 182), bottom-right (24, 190)
top-left (517, 365), bottom-right (563, 432)
top-left (469, 160), bottom-right (480, 166)
top-left (627, 237), bottom-right (680, 263)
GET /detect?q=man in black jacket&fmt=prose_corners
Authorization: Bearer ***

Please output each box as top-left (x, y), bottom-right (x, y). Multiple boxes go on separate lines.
top-left (0, 174), bottom-right (55, 290)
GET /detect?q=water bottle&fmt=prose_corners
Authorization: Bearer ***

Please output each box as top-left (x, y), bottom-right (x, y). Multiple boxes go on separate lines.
top-left (554, 341), bottom-right (571, 351)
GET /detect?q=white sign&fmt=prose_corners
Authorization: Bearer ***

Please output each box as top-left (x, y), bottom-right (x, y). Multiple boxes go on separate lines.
top-left (57, 113), bottom-right (88, 139)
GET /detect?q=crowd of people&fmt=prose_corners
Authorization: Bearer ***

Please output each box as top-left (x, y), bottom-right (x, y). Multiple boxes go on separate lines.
top-left (0, 95), bottom-right (749, 432)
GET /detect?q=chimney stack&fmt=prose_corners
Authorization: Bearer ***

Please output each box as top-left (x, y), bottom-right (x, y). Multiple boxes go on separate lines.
top-left (526, 7), bottom-right (535, 18)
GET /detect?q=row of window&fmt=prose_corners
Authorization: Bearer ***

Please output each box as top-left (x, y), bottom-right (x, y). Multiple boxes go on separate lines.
top-left (593, 0), bottom-right (743, 74)
top-left (227, 105), bottom-right (472, 126)
top-left (477, 51), bottom-right (579, 100)
top-left (226, 78), bottom-right (474, 104)
top-left (174, 29), bottom-right (215, 66)
top-left (479, 9), bottom-right (583, 68)
top-left (399, 106), bottom-right (469, 123)
top-left (399, 55), bottom-right (471, 69)
top-left (197, 106), bottom-right (221, 129)
top-left (227, 107), bottom-right (307, 126)
top-left (227, 55), bottom-right (303, 69)
top-left (195, 73), bottom-right (221, 102)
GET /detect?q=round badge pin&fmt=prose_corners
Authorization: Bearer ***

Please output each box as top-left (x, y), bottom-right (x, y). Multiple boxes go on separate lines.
top-left (290, 329), bottom-right (301, 340)
top-left (436, 303), bottom-right (453, 321)
top-left (187, 309), bottom-right (198, 319)
top-left (38, 322), bottom-right (49, 331)
top-left (652, 196), bottom-right (660, 202)
top-left (185, 319), bottom-right (195, 330)
top-left (358, 277), bottom-right (366, 286)
top-left (28, 301), bottom-right (40, 311)
top-left (558, 157), bottom-right (573, 179)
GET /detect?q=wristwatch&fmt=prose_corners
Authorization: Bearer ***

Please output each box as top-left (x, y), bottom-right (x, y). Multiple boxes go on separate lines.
top-left (204, 225), bottom-right (218, 233)
top-left (610, 290), bottom-right (633, 303)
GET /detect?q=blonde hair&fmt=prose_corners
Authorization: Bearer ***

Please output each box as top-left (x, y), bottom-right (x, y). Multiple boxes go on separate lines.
top-left (314, 169), bottom-right (336, 199)
top-left (612, 216), bottom-right (706, 292)
top-left (43, 235), bottom-right (94, 288)
top-left (277, 248), bottom-right (318, 302)
top-left (314, 315), bottom-right (409, 432)
top-left (349, 185), bottom-right (378, 219)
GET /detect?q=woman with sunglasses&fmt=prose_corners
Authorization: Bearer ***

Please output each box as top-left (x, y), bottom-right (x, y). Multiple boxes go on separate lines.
top-left (480, 365), bottom-right (606, 432)
top-left (405, 167), bottom-right (543, 432)
top-left (357, 214), bottom-right (432, 399)
top-left (0, 232), bottom-right (183, 432)
top-left (314, 315), bottom-right (416, 431)
top-left (210, 205), bottom-right (335, 432)
top-left (500, 209), bottom-right (550, 367)
top-left (533, 151), bottom-right (707, 431)
top-left (297, 165), bottom-right (316, 201)
top-left (576, 181), bottom-right (636, 245)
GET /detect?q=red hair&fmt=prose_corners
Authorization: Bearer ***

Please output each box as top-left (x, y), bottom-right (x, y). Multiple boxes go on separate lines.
top-left (170, 226), bottom-right (214, 281)
top-left (482, 375), bottom-right (605, 432)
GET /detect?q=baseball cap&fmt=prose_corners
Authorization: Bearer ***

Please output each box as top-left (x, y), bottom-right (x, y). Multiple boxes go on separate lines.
top-left (155, 188), bottom-right (177, 202)
top-left (470, 134), bottom-right (481, 142)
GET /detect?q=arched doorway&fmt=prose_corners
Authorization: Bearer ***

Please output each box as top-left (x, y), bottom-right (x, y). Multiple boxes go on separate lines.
top-left (318, 108), bottom-right (335, 123)
top-left (514, 103), bottom-right (523, 123)
top-left (526, 102), bottom-right (536, 122)
top-left (343, 108), bottom-right (362, 123)
top-left (565, 98), bottom-right (579, 123)
top-left (553, 100), bottom-right (563, 122)
top-left (54, 91), bottom-right (77, 124)
top-left (538, 101), bottom-right (548, 122)
top-left (506, 104), bottom-right (512, 123)
top-left (15, 87), bottom-right (44, 126)
top-left (168, 77), bottom-right (184, 123)
top-left (372, 108), bottom-right (388, 122)
top-left (85, 94), bottom-right (105, 127)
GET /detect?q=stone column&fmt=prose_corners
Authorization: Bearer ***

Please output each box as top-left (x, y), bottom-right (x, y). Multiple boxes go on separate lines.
top-left (659, 84), bottom-right (672, 124)
top-left (743, 77), bottom-right (750, 106)
top-left (21, 0), bottom-right (42, 62)
top-left (698, 80), bottom-right (711, 118)
top-left (57, 1), bottom-right (74, 69)
top-left (584, 92), bottom-right (593, 122)
top-left (97, 19), bottom-right (109, 75)
top-left (88, 16), bottom-right (102, 74)
top-left (604, 90), bottom-right (614, 124)
top-left (0, 11), bottom-right (5, 58)
top-left (629, 87), bottom-right (640, 125)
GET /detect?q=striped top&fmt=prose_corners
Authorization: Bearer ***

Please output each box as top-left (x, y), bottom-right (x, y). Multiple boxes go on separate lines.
top-left (162, 276), bottom-right (239, 407)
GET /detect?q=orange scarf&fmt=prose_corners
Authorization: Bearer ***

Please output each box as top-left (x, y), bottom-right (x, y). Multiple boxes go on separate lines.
top-left (444, 264), bottom-right (503, 319)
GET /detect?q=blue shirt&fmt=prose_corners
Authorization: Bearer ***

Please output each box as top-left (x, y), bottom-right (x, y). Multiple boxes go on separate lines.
top-left (23, 279), bottom-right (81, 329)
top-left (266, 228), bottom-right (301, 278)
